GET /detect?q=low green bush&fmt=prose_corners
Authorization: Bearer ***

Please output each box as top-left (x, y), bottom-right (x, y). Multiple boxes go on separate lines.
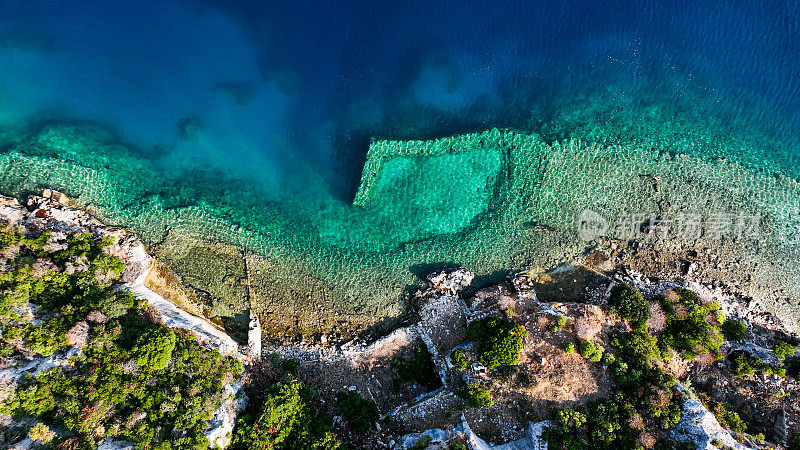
top-left (544, 408), bottom-right (589, 450)
top-left (578, 341), bottom-right (604, 362)
top-left (0, 226), bottom-right (15, 251)
top-left (459, 384), bottom-right (492, 407)
top-left (450, 348), bottom-right (468, 371)
top-left (773, 341), bottom-right (797, 360)
top-left (564, 342), bottom-right (576, 354)
top-left (131, 326), bottom-right (176, 370)
top-left (608, 283), bottom-right (650, 322)
top-left (231, 378), bottom-right (342, 449)
top-left (601, 352), bottom-right (616, 366)
top-left (551, 314), bottom-right (567, 332)
top-left (659, 289), bottom-right (723, 360)
top-left (282, 358), bottom-right (300, 374)
top-left (697, 393), bottom-right (747, 434)
top-left (23, 317), bottom-right (71, 356)
top-left (555, 409), bottom-right (586, 429)
top-left (610, 326), bottom-right (661, 369)
top-left (335, 391), bottom-right (380, 432)
top-left (467, 317), bottom-right (527, 369)
top-left (28, 423), bottom-right (56, 444)
top-left (608, 283), bottom-right (650, 324)
top-left (721, 319), bottom-right (747, 342)
top-left (392, 345), bottom-right (441, 390)
top-left (729, 351), bottom-right (763, 377)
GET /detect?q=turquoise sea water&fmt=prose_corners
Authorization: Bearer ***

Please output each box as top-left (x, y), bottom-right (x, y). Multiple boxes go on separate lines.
top-left (1, 1), bottom-right (799, 332)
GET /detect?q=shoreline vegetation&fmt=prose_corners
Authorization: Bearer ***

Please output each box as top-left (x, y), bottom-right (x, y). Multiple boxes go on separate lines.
top-left (0, 193), bottom-right (246, 448)
top-left (1, 190), bottom-right (799, 448)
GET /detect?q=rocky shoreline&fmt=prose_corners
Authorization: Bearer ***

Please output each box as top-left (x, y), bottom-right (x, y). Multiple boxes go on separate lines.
top-left (2, 189), bottom-right (799, 449)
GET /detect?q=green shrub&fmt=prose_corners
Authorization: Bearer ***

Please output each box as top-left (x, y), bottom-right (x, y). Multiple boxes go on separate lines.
top-left (27, 424), bottom-right (55, 444)
top-left (23, 317), bottom-right (71, 355)
top-left (232, 378), bottom-right (342, 449)
top-left (544, 408), bottom-right (589, 450)
top-left (601, 352), bottom-right (617, 366)
top-left (565, 342), bottom-right (576, 354)
top-left (763, 365), bottom-right (787, 377)
top-left (724, 411), bottom-right (747, 433)
top-left (449, 444), bottom-right (467, 450)
top-left (698, 393), bottom-right (747, 434)
top-left (336, 391), bottom-right (380, 432)
top-left (609, 284), bottom-right (650, 323)
top-left (721, 319), bottom-right (746, 341)
top-left (730, 351), bottom-right (763, 377)
top-left (773, 341), bottom-right (797, 360)
top-left (0, 226), bottom-right (15, 251)
top-left (27, 423), bottom-right (55, 444)
top-left (97, 290), bottom-right (138, 318)
top-left (579, 341), bottom-right (604, 362)
top-left (450, 348), bottom-right (469, 371)
top-left (467, 317), bottom-right (527, 369)
top-left (392, 345), bottom-right (441, 390)
top-left (586, 398), bottom-right (626, 447)
top-left (552, 314), bottom-right (567, 332)
top-left (411, 434), bottom-right (433, 450)
top-left (610, 327), bottom-right (661, 369)
top-left (131, 326), bottom-right (176, 370)
top-left (459, 384), bottom-right (492, 407)
top-left (555, 409), bottom-right (587, 429)
top-left (659, 289), bottom-right (723, 359)
top-left (789, 433), bottom-right (800, 450)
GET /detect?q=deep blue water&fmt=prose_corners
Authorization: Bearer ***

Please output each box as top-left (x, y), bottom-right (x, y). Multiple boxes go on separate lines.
top-left (1, 0), bottom-right (799, 200)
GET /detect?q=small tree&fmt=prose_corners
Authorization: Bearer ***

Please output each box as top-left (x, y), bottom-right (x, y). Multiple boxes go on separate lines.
top-left (28, 423), bottom-right (56, 444)
top-left (555, 409), bottom-right (586, 429)
top-left (730, 351), bottom-right (762, 377)
top-left (336, 391), bottom-right (380, 432)
top-left (132, 326), bottom-right (176, 371)
top-left (722, 319), bottom-right (747, 342)
top-left (773, 341), bottom-right (797, 360)
top-left (467, 317), bottom-right (528, 369)
top-left (608, 284), bottom-right (650, 323)
top-left (233, 378), bottom-right (342, 449)
top-left (579, 341), bottom-right (604, 362)
top-left (460, 384), bottom-right (492, 407)
top-left (450, 349), bottom-right (469, 371)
